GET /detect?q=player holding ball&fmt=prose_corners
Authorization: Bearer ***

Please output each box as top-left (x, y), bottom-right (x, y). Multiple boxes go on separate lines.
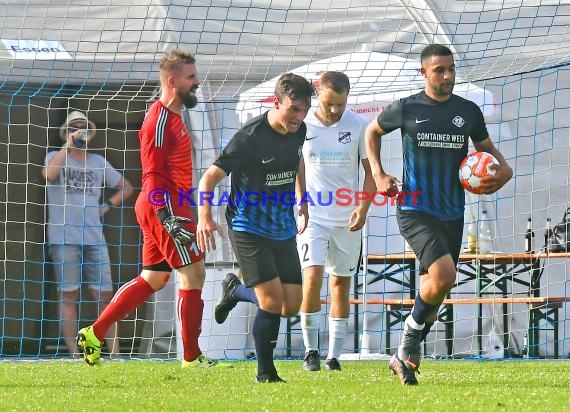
top-left (364, 44), bottom-right (512, 385)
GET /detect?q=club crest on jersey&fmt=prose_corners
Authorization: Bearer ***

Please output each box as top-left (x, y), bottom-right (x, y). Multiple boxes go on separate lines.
top-left (338, 131), bottom-right (351, 144)
top-left (452, 116), bottom-right (465, 128)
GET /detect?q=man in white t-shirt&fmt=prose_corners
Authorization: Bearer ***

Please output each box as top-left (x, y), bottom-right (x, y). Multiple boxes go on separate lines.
top-left (43, 111), bottom-right (133, 357)
top-left (299, 71), bottom-right (376, 371)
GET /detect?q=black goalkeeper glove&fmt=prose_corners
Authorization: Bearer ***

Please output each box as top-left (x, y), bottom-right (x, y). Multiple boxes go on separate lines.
top-left (156, 209), bottom-right (195, 246)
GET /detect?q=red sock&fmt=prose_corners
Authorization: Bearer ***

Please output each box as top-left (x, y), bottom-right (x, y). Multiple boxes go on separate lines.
top-left (92, 276), bottom-right (155, 342)
top-left (178, 289), bottom-right (204, 362)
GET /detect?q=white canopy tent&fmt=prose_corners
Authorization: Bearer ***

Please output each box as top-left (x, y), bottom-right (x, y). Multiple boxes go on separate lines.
top-left (236, 51), bottom-right (497, 123)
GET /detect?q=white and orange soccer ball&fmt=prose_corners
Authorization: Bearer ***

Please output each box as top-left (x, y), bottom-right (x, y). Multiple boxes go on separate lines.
top-left (458, 151), bottom-right (499, 194)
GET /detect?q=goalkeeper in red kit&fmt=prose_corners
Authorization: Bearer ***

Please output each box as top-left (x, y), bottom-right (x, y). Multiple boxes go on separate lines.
top-left (77, 49), bottom-right (225, 368)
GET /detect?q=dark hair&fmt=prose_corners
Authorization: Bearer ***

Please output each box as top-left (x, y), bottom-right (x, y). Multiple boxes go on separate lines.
top-left (274, 73), bottom-right (315, 103)
top-left (420, 44), bottom-right (453, 65)
top-left (159, 49), bottom-right (196, 77)
top-left (318, 71), bottom-right (350, 94)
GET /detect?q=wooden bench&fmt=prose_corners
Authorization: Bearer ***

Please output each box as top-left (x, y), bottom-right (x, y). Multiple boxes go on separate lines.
top-left (318, 296), bottom-right (570, 358)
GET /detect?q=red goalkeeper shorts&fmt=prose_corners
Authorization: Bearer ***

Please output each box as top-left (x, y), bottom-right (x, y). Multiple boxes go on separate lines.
top-left (135, 193), bottom-right (203, 269)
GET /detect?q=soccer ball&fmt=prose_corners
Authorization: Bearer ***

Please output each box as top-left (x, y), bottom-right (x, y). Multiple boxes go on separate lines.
top-left (459, 151), bottom-right (499, 194)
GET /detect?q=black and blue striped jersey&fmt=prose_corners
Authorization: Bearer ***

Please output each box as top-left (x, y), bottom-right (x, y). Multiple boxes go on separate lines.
top-left (214, 111), bottom-right (306, 240)
top-left (377, 91), bottom-right (488, 220)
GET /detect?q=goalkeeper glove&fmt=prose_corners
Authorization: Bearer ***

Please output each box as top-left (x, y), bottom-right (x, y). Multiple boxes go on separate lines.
top-left (156, 209), bottom-right (195, 246)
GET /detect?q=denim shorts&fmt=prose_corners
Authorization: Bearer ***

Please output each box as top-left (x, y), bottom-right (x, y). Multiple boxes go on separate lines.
top-left (48, 244), bottom-right (113, 292)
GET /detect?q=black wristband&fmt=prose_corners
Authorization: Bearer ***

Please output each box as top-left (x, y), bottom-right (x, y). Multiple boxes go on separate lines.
top-left (156, 208), bottom-right (170, 224)
top-left (105, 200), bottom-right (114, 209)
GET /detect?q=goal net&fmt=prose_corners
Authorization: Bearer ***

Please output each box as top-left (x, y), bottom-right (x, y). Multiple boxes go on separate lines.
top-left (1, 1), bottom-right (569, 361)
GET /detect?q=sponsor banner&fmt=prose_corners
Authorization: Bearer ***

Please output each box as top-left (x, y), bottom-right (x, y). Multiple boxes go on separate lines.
top-left (2, 39), bottom-right (71, 59)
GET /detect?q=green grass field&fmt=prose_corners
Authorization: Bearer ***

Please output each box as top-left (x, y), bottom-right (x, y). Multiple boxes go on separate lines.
top-left (0, 359), bottom-right (569, 411)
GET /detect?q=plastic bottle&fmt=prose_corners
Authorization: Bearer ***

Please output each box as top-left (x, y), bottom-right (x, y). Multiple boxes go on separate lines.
top-left (545, 217), bottom-right (552, 252)
top-left (487, 328), bottom-right (504, 359)
top-left (522, 333), bottom-right (528, 358)
top-left (478, 209), bottom-right (494, 253)
top-left (525, 216), bottom-right (534, 253)
top-left (467, 215), bottom-right (478, 253)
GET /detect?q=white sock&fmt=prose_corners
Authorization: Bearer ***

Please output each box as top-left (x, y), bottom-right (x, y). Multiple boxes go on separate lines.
top-left (328, 317), bottom-right (348, 360)
top-left (406, 313), bottom-right (425, 330)
top-left (398, 315), bottom-right (424, 361)
top-left (301, 311), bottom-right (320, 352)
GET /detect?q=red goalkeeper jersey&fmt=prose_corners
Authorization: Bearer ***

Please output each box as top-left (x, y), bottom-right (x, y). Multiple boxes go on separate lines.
top-left (139, 100), bottom-right (194, 213)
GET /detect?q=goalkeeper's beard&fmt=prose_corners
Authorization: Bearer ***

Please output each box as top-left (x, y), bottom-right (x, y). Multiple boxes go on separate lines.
top-left (180, 89), bottom-right (198, 109)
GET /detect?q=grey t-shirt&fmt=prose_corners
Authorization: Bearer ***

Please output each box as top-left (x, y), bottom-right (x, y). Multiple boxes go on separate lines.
top-left (45, 151), bottom-right (122, 245)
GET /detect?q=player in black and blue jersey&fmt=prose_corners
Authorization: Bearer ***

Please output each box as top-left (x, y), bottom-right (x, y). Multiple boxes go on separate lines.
top-left (365, 44), bottom-right (513, 385)
top-left (196, 73), bottom-right (314, 383)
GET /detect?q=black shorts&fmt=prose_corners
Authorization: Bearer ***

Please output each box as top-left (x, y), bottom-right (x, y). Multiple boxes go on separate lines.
top-left (397, 209), bottom-right (464, 275)
top-left (228, 228), bottom-right (302, 288)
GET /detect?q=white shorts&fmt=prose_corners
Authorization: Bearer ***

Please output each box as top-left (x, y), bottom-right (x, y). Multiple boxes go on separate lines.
top-left (297, 221), bottom-right (361, 277)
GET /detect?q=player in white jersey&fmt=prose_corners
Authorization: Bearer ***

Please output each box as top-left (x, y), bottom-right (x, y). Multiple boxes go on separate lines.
top-left (298, 71), bottom-right (376, 371)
